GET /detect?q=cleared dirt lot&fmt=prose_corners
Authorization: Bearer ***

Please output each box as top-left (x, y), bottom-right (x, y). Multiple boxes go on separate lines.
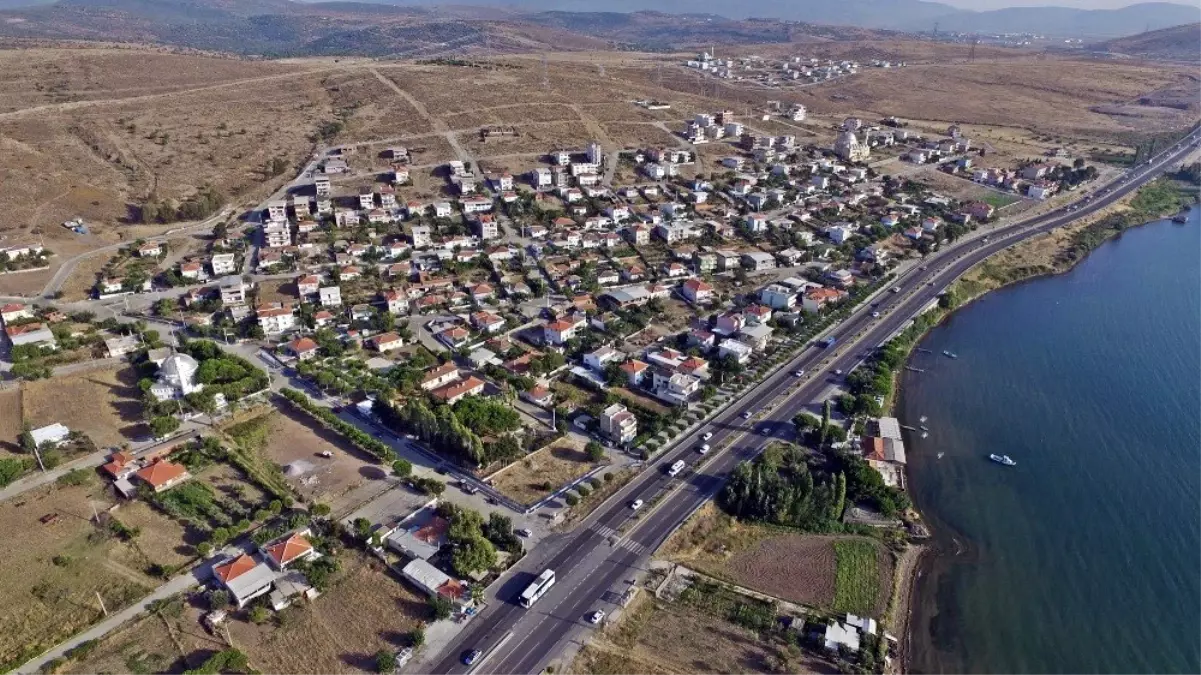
top-left (491, 435), bottom-right (597, 506)
top-left (22, 365), bottom-right (145, 447)
top-left (226, 554), bottom-right (429, 674)
top-left (258, 407), bottom-right (383, 509)
top-left (0, 480), bottom-right (156, 670)
top-left (572, 592), bottom-right (831, 675)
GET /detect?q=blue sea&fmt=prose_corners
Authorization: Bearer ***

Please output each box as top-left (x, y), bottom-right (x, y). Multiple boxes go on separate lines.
top-left (902, 211), bottom-right (1201, 673)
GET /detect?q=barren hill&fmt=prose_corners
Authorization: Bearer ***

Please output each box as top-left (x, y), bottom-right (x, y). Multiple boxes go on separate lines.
top-left (1091, 22), bottom-right (1201, 63)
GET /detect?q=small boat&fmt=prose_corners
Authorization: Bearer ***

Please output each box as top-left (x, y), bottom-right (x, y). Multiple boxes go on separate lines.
top-left (942, 350), bottom-right (958, 359)
top-left (937, 452), bottom-right (945, 459)
top-left (922, 432), bottom-right (930, 439)
top-left (989, 454), bottom-right (1017, 466)
top-left (920, 425), bottom-right (930, 432)
top-left (919, 415), bottom-right (928, 423)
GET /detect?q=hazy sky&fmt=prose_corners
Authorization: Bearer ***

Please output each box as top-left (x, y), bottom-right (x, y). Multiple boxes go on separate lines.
top-left (939, 0), bottom-right (1183, 8)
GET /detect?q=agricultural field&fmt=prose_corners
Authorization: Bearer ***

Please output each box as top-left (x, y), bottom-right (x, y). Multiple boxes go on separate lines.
top-left (225, 554), bottom-right (429, 674)
top-left (0, 480), bottom-right (160, 671)
top-left (22, 366), bottom-right (146, 447)
top-left (491, 435), bottom-right (597, 506)
top-left (832, 539), bottom-right (885, 616)
top-left (571, 592), bottom-right (832, 675)
top-left (661, 504), bottom-right (893, 616)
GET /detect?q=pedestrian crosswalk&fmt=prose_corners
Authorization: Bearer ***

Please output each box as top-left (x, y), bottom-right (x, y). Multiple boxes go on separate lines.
top-left (589, 523), bottom-right (649, 555)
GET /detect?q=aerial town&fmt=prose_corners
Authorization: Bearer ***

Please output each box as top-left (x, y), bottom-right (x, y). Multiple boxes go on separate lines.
top-left (0, 16), bottom-right (1196, 675)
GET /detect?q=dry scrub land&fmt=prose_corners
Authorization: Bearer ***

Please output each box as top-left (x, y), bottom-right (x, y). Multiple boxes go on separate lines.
top-left (491, 435), bottom-right (597, 506)
top-left (0, 477), bottom-right (179, 670)
top-left (224, 554), bottom-right (428, 674)
top-left (571, 592), bottom-right (833, 675)
top-left (21, 365), bottom-right (145, 447)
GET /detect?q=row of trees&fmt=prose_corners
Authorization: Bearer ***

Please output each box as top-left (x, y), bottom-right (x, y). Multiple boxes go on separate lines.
top-left (719, 443), bottom-right (847, 531)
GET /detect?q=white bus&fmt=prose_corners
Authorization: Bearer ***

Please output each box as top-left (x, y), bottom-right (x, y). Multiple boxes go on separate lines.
top-left (519, 569), bottom-right (556, 608)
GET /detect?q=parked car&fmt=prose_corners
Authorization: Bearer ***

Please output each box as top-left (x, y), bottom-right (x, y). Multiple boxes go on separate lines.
top-left (588, 610), bottom-right (606, 624)
top-left (517, 528), bottom-right (533, 538)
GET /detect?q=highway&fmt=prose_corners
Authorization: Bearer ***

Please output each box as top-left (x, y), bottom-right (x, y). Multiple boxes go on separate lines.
top-left (429, 135), bottom-right (1200, 675)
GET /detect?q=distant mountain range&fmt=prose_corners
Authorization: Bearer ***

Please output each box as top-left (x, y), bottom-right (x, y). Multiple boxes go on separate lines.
top-left (1090, 22), bottom-right (1201, 62)
top-left (0, 0), bottom-right (1197, 56)
top-left (336, 0), bottom-right (1201, 38)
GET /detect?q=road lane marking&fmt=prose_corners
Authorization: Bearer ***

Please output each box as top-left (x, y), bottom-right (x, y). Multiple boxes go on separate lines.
top-left (468, 631), bottom-right (512, 674)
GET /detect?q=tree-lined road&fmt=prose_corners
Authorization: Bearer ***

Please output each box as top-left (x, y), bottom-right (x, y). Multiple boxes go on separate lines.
top-left (426, 134), bottom-right (1201, 674)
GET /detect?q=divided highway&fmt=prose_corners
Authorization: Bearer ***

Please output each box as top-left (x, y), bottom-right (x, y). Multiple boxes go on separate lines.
top-left (429, 136), bottom-right (1201, 675)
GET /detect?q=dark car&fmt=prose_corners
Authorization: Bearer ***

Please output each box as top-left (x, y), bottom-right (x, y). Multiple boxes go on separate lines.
top-left (462, 649), bottom-right (482, 665)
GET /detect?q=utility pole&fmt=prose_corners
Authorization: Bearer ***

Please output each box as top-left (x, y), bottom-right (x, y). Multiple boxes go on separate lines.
top-left (96, 591), bottom-right (109, 617)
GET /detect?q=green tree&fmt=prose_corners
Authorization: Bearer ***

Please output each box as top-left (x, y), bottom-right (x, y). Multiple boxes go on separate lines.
top-left (374, 650), bottom-right (397, 674)
top-left (429, 595), bottom-right (454, 621)
top-left (150, 415), bottom-right (181, 438)
top-left (208, 589), bottom-right (230, 609)
top-left (585, 441), bottom-right (605, 462)
top-left (411, 625), bottom-right (426, 649)
top-left (452, 536), bottom-right (497, 576)
top-left (392, 458), bottom-right (413, 479)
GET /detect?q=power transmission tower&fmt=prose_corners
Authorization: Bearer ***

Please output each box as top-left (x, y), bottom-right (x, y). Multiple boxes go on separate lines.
top-left (968, 36), bottom-right (978, 62)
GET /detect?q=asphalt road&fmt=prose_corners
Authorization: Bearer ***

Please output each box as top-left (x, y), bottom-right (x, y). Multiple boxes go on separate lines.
top-left (427, 135), bottom-right (1200, 675)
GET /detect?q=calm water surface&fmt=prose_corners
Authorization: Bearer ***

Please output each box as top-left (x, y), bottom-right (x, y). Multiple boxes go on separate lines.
top-left (902, 212), bottom-right (1201, 673)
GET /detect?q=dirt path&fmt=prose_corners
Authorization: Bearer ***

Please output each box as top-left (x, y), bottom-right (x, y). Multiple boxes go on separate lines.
top-left (368, 67), bottom-right (476, 167)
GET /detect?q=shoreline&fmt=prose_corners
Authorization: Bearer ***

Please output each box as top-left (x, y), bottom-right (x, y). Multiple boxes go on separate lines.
top-left (887, 185), bottom-right (1195, 673)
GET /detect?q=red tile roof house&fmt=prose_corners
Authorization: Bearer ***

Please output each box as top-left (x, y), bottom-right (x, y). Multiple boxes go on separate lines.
top-left (522, 385), bottom-right (554, 408)
top-left (286, 337), bottom-right (320, 361)
top-left (0, 302), bottom-right (33, 325)
top-left (619, 359), bottom-right (650, 386)
top-left (420, 362), bottom-right (461, 391)
top-left (134, 459), bottom-right (191, 493)
top-left (436, 326), bottom-right (471, 349)
top-left (681, 278), bottom-right (714, 304)
top-left (264, 531), bottom-right (319, 570)
top-left (431, 376), bottom-right (486, 404)
top-left (369, 332), bottom-right (405, 353)
top-left (213, 553), bottom-right (277, 608)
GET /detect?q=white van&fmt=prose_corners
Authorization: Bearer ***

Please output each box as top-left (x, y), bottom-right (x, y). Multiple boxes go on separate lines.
top-left (667, 460), bottom-right (686, 477)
